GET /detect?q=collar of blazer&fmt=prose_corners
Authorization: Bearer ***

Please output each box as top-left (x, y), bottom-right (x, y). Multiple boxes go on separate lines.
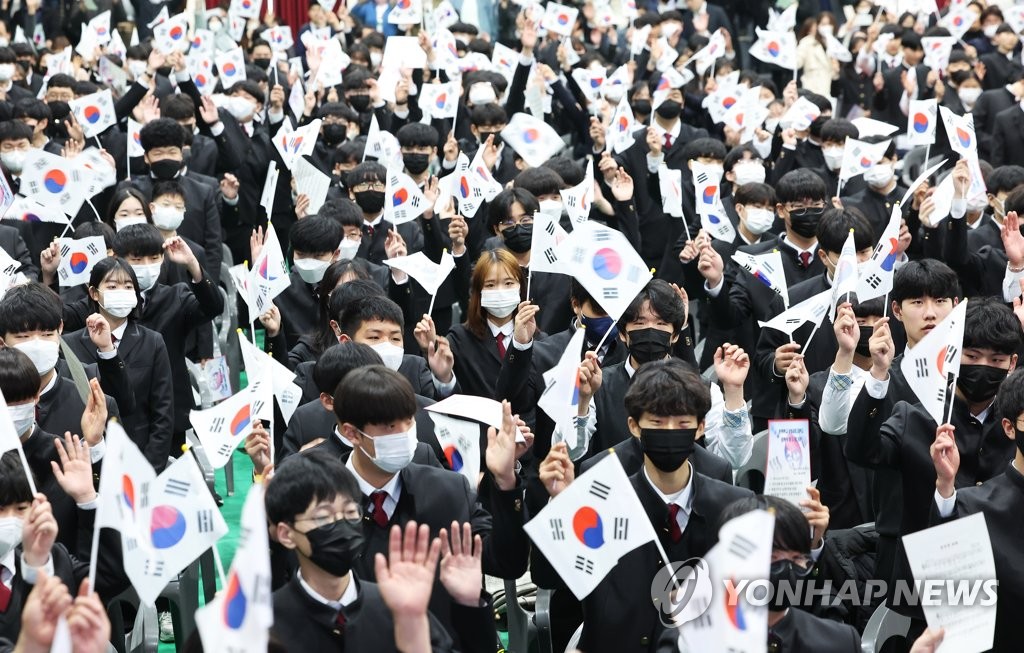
top-left (285, 573), bottom-right (364, 629)
top-left (630, 461), bottom-right (713, 523)
top-left (98, 320), bottom-right (140, 359)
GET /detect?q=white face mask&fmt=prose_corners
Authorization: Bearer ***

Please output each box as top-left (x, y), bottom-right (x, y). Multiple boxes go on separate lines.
top-left (967, 195), bottom-right (990, 213)
top-left (7, 401), bottom-right (35, 437)
top-left (823, 147), bottom-right (845, 171)
top-left (538, 199), bottom-right (563, 219)
top-left (1, 150), bottom-right (26, 175)
top-left (114, 216), bottom-right (148, 232)
top-left (293, 257), bottom-right (330, 284)
top-left (338, 238), bottom-right (360, 260)
top-left (359, 423), bottom-right (416, 473)
top-left (819, 24), bottom-right (834, 37)
top-left (983, 24), bottom-right (999, 38)
top-left (864, 163), bottom-right (895, 188)
top-left (101, 289), bottom-right (138, 318)
top-left (480, 288), bottom-right (520, 318)
top-left (958, 87), bottom-right (982, 108)
top-left (371, 341), bottom-right (405, 371)
top-left (12, 338), bottom-right (59, 375)
top-left (0, 63), bottom-right (15, 82)
top-left (131, 263), bottom-right (161, 293)
top-left (468, 82), bottom-right (497, 106)
top-left (151, 205), bottom-right (185, 231)
top-left (127, 60), bottom-right (147, 79)
top-left (370, 51), bottom-right (383, 68)
top-left (733, 162), bottom-right (766, 186)
top-left (225, 96), bottom-right (256, 122)
top-left (0, 517), bottom-right (24, 560)
top-left (744, 207), bottom-right (776, 235)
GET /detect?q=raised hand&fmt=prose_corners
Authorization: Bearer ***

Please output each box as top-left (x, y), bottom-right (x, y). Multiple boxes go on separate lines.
top-left (785, 355), bottom-right (809, 405)
top-left (22, 494), bottom-right (58, 567)
top-left (833, 302), bottom-right (857, 357)
top-left (512, 301), bottom-right (539, 345)
top-left (868, 317), bottom-right (894, 380)
top-left (51, 433), bottom-right (95, 504)
top-left (930, 423), bottom-right (959, 499)
top-left (485, 400), bottom-right (519, 491)
top-left (438, 522), bottom-right (483, 607)
top-left (800, 486), bottom-right (829, 548)
top-left (374, 521), bottom-right (442, 619)
top-left (244, 420), bottom-right (271, 475)
top-left (714, 343), bottom-right (750, 389)
top-left (67, 579), bottom-right (112, 653)
top-left (577, 351), bottom-right (602, 407)
top-left (539, 442), bottom-right (575, 497)
top-left (79, 379), bottom-right (106, 446)
top-left (774, 342), bottom-right (802, 376)
top-left (85, 313), bottom-right (113, 353)
top-left (18, 573), bottom-right (73, 653)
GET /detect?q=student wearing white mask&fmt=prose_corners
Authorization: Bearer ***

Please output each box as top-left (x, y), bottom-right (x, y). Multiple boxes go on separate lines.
top-left (105, 187), bottom-right (150, 233)
top-left (144, 181), bottom-right (210, 286)
top-left (841, 137), bottom-right (908, 238)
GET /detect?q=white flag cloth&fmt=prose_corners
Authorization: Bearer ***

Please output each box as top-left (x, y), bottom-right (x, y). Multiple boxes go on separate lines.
top-left (187, 54), bottom-right (217, 96)
top-left (838, 138), bottom-right (892, 183)
top-left (385, 169), bottom-right (429, 225)
top-left (758, 289), bottom-right (832, 335)
top-left (530, 211), bottom-right (571, 274)
top-left (607, 94), bottom-right (638, 154)
top-left (431, 413), bottom-right (481, 487)
top-left (57, 236), bottom-right (105, 287)
top-left (780, 96), bottom-right (821, 131)
top-left (196, 485), bottom-right (273, 653)
top-left (750, 28), bottom-right (798, 70)
top-left (540, 2), bottom-right (578, 36)
top-left (215, 48), bottom-right (247, 89)
top-left (922, 36), bottom-right (956, 72)
top-left (238, 325), bottom-right (302, 425)
top-left (855, 205), bottom-right (902, 302)
top-left (766, 4), bottom-right (797, 31)
top-left (229, 0), bottom-right (261, 19)
top-left (265, 25), bottom-right (294, 52)
top-left (692, 161), bottom-right (722, 216)
top-left (501, 113), bottom-right (565, 167)
top-left (70, 89), bottom-right (116, 138)
top-left (538, 329), bottom-right (586, 449)
top-left (94, 421), bottom-right (157, 532)
top-left (152, 12), bottom-right (190, 52)
top-left (388, 0), bottom-right (423, 24)
top-left (524, 453), bottom-right (658, 600)
top-left (732, 250), bottom-right (790, 308)
top-left (556, 221), bottom-right (652, 321)
top-left (907, 99), bottom-right (938, 146)
top-left (6, 196), bottom-right (66, 225)
top-left (468, 148), bottom-right (503, 203)
top-left (572, 68), bottom-right (605, 104)
top-left (127, 118), bottom-right (145, 157)
top-left (691, 30), bottom-right (727, 75)
top-left (260, 161), bottom-right (280, 217)
top-left (676, 510), bottom-right (774, 653)
top-left (939, 106), bottom-right (978, 158)
top-left (939, 6), bottom-right (975, 40)
top-left (87, 10), bottom-right (112, 43)
top-left (189, 387), bottom-right (254, 469)
top-left (560, 159), bottom-right (593, 226)
top-left (659, 165), bottom-right (684, 218)
top-left (77, 148), bottom-right (117, 196)
top-left (418, 81), bottom-right (460, 120)
top-left (247, 224), bottom-right (290, 314)
top-left (273, 119), bottom-right (321, 170)
top-left (21, 149), bottom-right (89, 216)
top-left (292, 157), bottom-right (331, 215)
top-left (383, 251), bottom-right (456, 296)
top-left (900, 299), bottom-right (967, 427)
top-left (829, 230), bottom-right (859, 321)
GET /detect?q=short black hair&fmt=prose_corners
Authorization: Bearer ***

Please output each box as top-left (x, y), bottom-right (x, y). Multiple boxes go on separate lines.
top-left (290, 216), bottom-right (343, 256)
top-left (151, 179), bottom-right (185, 202)
top-left (963, 297), bottom-right (1023, 355)
top-left (313, 341), bottom-right (383, 395)
top-left (487, 188), bottom-right (539, 232)
top-left (139, 117), bottom-right (185, 151)
top-left (776, 169), bottom-right (828, 204)
top-left (512, 167), bottom-right (565, 197)
top-left (0, 281), bottom-right (63, 336)
top-left (0, 120), bottom-right (32, 143)
top-left (338, 295), bottom-right (404, 336)
top-left (318, 102), bottom-right (359, 122)
top-left (333, 365), bottom-right (418, 429)
top-left (543, 157), bottom-right (583, 187)
top-left (328, 278), bottom-right (386, 323)
top-left (733, 182), bottom-right (775, 206)
top-left (891, 259), bottom-right (960, 304)
top-left (996, 368), bottom-right (1024, 423)
top-left (320, 198), bottom-right (362, 229)
top-left (469, 103), bottom-right (507, 127)
top-left (724, 144), bottom-right (761, 172)
top-left (624, 358), bottom-right (711, 422)
top-left (682, 137), bottom-right (728, 163)
top-left (988, 166), bottom-right (1024, 196)
top-left (816, 208), bottom-right (874, 253)
top-left (396, 122), bottom-right (438, 149)
top-left (112, 224), bottom-right (164, 258)
top-left (159, 93), bottom-right (196, 121)
top-left (718, 495), bottom-right (810, 554)
top-left (0, 347), bottom-right (40, 403)
top-left (617, 279), bottom-right (686, 334)
top-left (229, 80), bottom-right (266, 105)
top-left (346, 161), bottom-right (386, 189)
top-left (819, 118), bottom-right (859, 143)
top-left (13, 98), bottom-right (51, 123)
top-left (88, 257), bottom-right (143, 316)
top-left (0, 451), bottom-right (34, 508)
top-left (1006, 186), bottom-right (1024, 216)
top-left (106, 187), bottom-right (152, 229)
top-left (265, 448), bottom-right (360, 525)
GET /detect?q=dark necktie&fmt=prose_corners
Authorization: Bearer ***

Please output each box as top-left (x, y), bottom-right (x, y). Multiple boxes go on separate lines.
top-left (111, 334), bottom-right (119, 348)
top-left (365, 224), bottom-right (375, 238)
top-left (799, 251), bottom-right (812, 269)
top-left (663, 132), bottom-right (673, 150)
top-left (0, 574), bottom-right (11, 612)
top-left (496, 333), bottom-right (507, 359)
top-left (368, 490), bottom-right (389, 529)
top-left (335, 608), bottom-right (346, 630)
top-left (667, 504), bottom-right (683, 544)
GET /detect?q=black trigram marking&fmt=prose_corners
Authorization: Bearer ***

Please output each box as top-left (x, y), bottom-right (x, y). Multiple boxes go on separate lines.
top-left (139, 482), bottom-right (151, 509)
top-left (144, 559), bottom-right (165, 576)
top-left (594, 230), bottom-right (611, 242)
top-left (550, 518), bottom-right (565, 541)
top-left (945, 346), bottom-right (959, 365)
top-left (589, 480), bottom-right (611, 500)
top-left (86, 242), bottom-right (100, 255)
top-left (915, 358), bottom-right (928, 378)
top-left (602, 287), bottom-right (619, 300)
top-left (217, 443), bottom-right (234, 458)
top-left (613, 517), bottom-right (629, 540)
top-left (728, 533), bottom-right (758, 559)
top-left (544, 248), bottom-right (556, 264)
top-left (165, 478), bottom-right (190, 497)
top-left (544, 220), bottom-right (556, 234)
top-left (572, 247), bottom-right (586, 264)
top-left (196, 509), bottom-right (215, 533)
top-left (252, 400), bottom-right (266, 417)
top-left (574, 555), bottom-right (595, 575)
top-left (124, 536), bottom-right (138, 552)
top-left (696, 172), bottom-right (708, 184)
top-left (210, 416), bottom-right (226, 433)
top-left (565, 196), bottom-right (577, 208)
top-left (59, 243), bottom-right (70, 257)
top-left (865, 274), bottom-right (882, 289)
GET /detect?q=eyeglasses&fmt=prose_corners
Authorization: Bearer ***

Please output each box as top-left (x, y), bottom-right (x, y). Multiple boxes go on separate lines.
top-left (787, 202), bottom-right (826, 215)
top-left (497, 214), bottom-right (534, 230)
top-left (294, 503), bottom-right (364, 530)
top-left (351, 182), bottom-right (385, 193)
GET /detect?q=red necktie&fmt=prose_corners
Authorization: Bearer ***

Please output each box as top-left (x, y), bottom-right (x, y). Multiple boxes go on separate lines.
top-left (369, 491), bottom-right (389, 529)
top-left (111, 334), bottom-right (119, 348)
top-left (663, 133), bottom-right (673, 150)
top-left (0, 576), bottom-right (11, 612)
top-left (496, 333), bottom-right (507, 359)
top-left (667, 504), bottom-right (683, 544)
top-left (799, 251), bottom-right (812, 269)
top-left (365, 224), bottom-right (375, 237)
top-left (335, 609), bottom-right (346, 629)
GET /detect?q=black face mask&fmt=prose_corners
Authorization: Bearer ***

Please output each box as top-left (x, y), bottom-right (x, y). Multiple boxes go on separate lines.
top-left (631, 99), bottom-right (652, 116)
top-left (354, 190), bottom-right (386, 215)
top-left (403, 152), bottom-right (431, 175)
top-left (768, 559), bottom-right (814, 610)
top-left (149, 158), bottom-right (182, 180)
top-left (252, 57), bottom-right (272, 69)
top-left (156, 66), bottom-right (172, 78)
top-left (640, 427), bottom-right (697, 472)
top-left (322, 123), bottom-right (347, 147)
top-left (1014, 426), bottom-right (1024, 457)
top-left (957, 364), bottom-right (1008, 403)
top-left (502, 224), bottom-right (532, 253)
top-left (302, 519), bottom-right (364, 577)
top-left (788, 207), bottom-right (825, 239)
top-left (348, 94), bottom-right (371, 112)
top-left (855, 325), bottom-right (873, 358)
top-left (628, 327), bottom-right (674, 365)
top-left (655, 100), bottom-right (683, 120)
top-left (479, 131), bottom-right (503, 148)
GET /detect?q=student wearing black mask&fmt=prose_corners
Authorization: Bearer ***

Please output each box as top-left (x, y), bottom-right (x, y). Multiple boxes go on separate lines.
top-left (457, 103), bottom-right (517, 184)
top-left (307, 103), bottom-right (358, 174)
top-left (341, 68), bottom-right (392, 135)
top-left (346, 161), bottom-right (424, 266)
top-left (536, 358), bottom-right (751, 652)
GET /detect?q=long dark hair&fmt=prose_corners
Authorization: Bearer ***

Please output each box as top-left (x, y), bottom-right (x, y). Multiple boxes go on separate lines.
top-left (105, 187), bottom-right (152, 230)
top-left (88, 256), bottom-right (142, 320)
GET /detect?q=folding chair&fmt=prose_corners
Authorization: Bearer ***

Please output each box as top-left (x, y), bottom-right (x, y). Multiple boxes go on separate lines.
top-left (534, 588), bottom-right (555, 653)
top-left (503, 578), bottom-right (536, 653)
top-left (158, 556), bottom-right (202, 649)
top-left (735, 429), bottom-right (769, 491)
top-left (861, 604), bottom-right (912, 653)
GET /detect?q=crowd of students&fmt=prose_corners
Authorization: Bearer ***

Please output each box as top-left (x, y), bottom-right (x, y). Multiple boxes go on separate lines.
top-left (0, 0), bottom-right (1019, 650)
